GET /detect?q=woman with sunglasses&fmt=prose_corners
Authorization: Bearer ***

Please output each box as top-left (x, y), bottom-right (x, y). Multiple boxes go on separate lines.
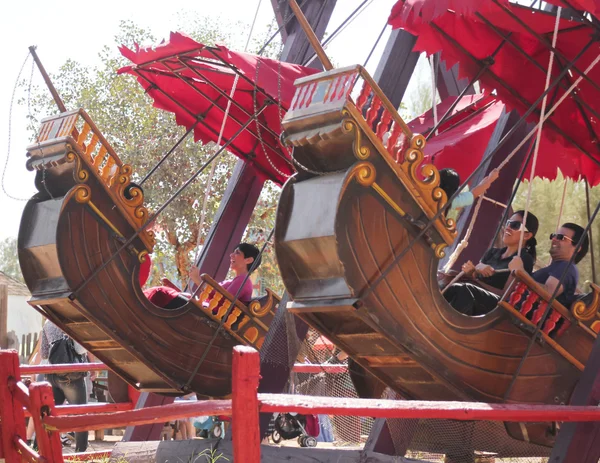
top-left (444, 210), bottom-right (539, 316)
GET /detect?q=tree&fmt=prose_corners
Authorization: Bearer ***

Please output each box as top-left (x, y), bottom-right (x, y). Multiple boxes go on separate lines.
top-left (0, 237), bottom-right (24, 282)
top-left (25, 18), bottom-right (285, 292)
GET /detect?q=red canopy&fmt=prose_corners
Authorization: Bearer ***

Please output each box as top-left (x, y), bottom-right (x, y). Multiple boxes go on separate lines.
top-left (410, 94), bottom-right (504, 180)
top-left (389, 0), bottom-right (600, 185)
top-left (119, 32), bottom-right (319, 185)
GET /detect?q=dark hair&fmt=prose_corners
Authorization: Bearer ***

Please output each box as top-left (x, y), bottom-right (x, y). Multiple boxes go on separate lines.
top-left (439, 168), bottom-right (460, 207)
top-left (562, 223), bottom-right (589, 264)
top-left (236, 243), bottom-right (262, 273)
top-left (513, 210), bottom-right (539, 260)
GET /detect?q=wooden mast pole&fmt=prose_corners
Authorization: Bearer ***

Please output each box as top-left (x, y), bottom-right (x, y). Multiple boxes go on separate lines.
top-left (288, 0), bottom-right (333, 71)
top-left (28, 46), bottom-right (67, 113)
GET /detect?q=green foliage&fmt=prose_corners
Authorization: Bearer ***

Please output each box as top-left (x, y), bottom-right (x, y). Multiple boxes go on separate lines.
top-left (24, 18), bottom-right (283, 291)
top-left (513, 172), bottom-right (600, 290)
top-left (0, 237), bottom-right (24, 282)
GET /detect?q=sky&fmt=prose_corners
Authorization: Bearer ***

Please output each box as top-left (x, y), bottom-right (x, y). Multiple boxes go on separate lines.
top-left (0, 0), bottom-right (429, 240)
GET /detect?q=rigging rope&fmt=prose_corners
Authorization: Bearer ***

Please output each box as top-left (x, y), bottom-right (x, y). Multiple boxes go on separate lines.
top-left (302, 0), bottom-right (373, 67)
top-left (430, 54), bottom-right (439, 137)
top-left (194, 0), bottom-right (260, 263)
top-left (442, 7), bottom-right (562, 273)
top-left (517, 6), bottom-right (562, 257)
top-left (3, 51), bottom-right (33, 202)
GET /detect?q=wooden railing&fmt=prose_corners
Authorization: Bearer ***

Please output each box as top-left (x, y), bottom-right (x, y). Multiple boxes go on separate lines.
top-left (191, 274), bottom-right (281, 350)
top-left (3, 347), bottom-right (600, 462)
top-left (498, 269), bottom-right (598, 371)
top-left (289, 65), bottom-right (413, 158)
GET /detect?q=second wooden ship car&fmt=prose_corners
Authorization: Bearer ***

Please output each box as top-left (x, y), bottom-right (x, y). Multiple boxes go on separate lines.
top-left (274, 65), bottom-right (600, 447)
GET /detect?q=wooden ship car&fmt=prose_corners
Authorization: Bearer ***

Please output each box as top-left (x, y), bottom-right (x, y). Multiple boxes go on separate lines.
top-left (18, 109), bottom-right (280, 397)
top-left (274, 65), bottom-right (600, 447)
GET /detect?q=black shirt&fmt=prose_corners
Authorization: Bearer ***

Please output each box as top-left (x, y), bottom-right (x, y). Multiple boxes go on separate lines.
top-left (478, 247), bottom-right (534, 289)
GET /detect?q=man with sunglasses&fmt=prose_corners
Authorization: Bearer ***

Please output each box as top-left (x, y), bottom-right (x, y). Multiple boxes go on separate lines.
top-left (509, 223), bottom-right (589, 307)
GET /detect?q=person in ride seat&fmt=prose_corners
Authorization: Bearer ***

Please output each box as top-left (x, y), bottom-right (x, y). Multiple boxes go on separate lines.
top-left (439, 167), bottom-right (499, 220)
top-left (144, 243), bottom-right (262, 308)
top-left (509, 223), bottom-right (589, 308)
top-left (443, 211), bottom-right (539, 316)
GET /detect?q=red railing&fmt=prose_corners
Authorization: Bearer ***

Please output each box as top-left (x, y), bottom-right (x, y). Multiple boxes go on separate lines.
top-left (3, 347), bottom-right (600, 462)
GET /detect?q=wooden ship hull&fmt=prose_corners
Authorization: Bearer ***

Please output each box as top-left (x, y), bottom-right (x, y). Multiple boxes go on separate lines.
top-left (274, 66), bottom-right (598, 447)
top-left (18, 109), bottom-right (279, 397)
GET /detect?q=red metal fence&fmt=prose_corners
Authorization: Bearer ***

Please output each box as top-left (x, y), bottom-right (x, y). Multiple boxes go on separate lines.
top-left (2, 346), bottom-right (600, 462)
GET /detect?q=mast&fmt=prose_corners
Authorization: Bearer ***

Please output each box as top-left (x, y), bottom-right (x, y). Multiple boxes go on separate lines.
top-left (28, 46), bottom-right (67, 113)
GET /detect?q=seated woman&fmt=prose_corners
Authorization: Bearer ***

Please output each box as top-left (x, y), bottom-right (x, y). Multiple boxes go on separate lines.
top-left (443, 210), bottom-right (539, 316)
top-left (144, 243), bottom-right (262, 309)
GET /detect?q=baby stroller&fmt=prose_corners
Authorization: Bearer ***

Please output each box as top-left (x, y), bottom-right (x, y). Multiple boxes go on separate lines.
top-left (193, 415), bottom-right (226, 438)
top-left (271, 412), bottom-right (319, 447)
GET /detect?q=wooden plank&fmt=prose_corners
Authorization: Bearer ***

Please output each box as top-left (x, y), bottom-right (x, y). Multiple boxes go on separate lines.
top-left (43, 399), bottom-right (231, 432)
top-left (258, 394), bottom-right (600, 422)
top-left (0, 284), bottom-right (7, 349)
top-left (232, 346), bottom-right (261, 463)
top-left (123, 393), bottom-right (176, 442)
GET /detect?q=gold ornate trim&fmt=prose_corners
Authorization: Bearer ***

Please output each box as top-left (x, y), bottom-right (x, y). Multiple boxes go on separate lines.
top-left (572, 284), bottom-right (600, 322)
top-left (342, 115), bottom-right (371, 161)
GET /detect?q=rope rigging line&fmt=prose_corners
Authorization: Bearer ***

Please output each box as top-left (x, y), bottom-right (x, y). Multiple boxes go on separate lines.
top-left (443, 6), bottom-right (563, 275)
top-left (425, 37), bottom-right (509, 142)
top-left (518, 6), bottom-right (562, 258)
top-left (441, 194), bottom-right (484, 277)
top-left (71, 105), bottom-right (269, 298)
top-left (430, 54), bottom-right (439, 137)
top-left (256, 0), bottom-right (310, 56)
top-left (192, 0), bottom-right (261, 281)
top-left (360, 49), bottom-right (600, 301)
top-left (3, 51), bottom-right (34, 202)
top-left (585, 179), bottom-right (597, 284)
top-left (503, 197), bottom-right (600, 401)
top-left (302, 0), bottom-right (373, 67)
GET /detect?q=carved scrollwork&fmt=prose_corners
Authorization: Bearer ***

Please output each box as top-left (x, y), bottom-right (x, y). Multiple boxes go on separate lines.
top-left (399, 134), bottom-right (456, 235)
top-left (571, 284), bottom-right (600, 322)
top-left (431, 242), bottom-right (448, 259)
top-left (74, 185), bottom-right (92, 204)
top-left (342, 114), bottom-right (371, 160)
top-left (347, 162), bottom-right (376, 188)
top-left (249, 289), bottom-right (280, 318)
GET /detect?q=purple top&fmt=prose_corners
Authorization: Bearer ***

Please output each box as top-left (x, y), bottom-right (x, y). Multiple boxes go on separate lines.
top-left (221, 275), bottom-right (253, 303)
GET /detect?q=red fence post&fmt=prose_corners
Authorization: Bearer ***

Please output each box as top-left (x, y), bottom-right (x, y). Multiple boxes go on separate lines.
top-left (0, 350), bottom-right (27, 462)
top-left (30, 382), bottom-right (64, 463)
top-left (232, 346), bottom-right (261, 463)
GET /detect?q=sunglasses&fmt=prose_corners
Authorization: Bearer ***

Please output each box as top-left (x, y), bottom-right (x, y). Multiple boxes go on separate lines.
top-left (550, 233), bottom-right (575, 244)
top-left (506, 220), bottom-right (529, 232)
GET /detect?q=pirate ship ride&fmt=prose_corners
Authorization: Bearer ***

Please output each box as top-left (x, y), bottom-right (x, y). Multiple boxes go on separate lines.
top-left (15, 0), bottom-right (600, 451)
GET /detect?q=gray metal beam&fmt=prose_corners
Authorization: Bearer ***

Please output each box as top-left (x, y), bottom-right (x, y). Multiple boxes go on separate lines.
top-left (373, 29), bottom-right (420, 109)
